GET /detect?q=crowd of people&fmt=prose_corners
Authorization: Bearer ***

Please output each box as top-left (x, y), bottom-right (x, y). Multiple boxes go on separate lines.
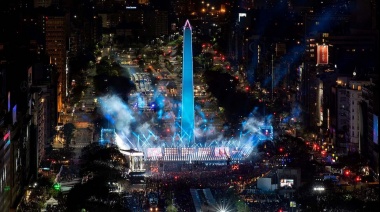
top-left (144, 162), bottom-right (274, 211)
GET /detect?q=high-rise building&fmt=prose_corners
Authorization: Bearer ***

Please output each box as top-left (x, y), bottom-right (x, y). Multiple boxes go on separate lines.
top-left (332, 77), bottom-right (372, 153)
top-left (0, 43), bottom-right (35, 212)
top-left (361, 80), bottom-right (379, 176)
top-left (0, 4), bottom-right (59, 210)
top-left (0, 125), bottom-right (12, 212)
top-left (138, 0), bottom-right (149, 5)
top-left (34, 0), bottom-right (52, 8)
top-left (301, 0), bottom-right (378, 132)
top-left (30, 62), bottom-right (57, 179)
top-left (181, 20), bottom-right (195, 144)
top-left (45, 14), bottom-right (67, 116)
top-left (152, 10), bottom-right (168, 37)
top-left (143, 9), bottom-right (169, 40)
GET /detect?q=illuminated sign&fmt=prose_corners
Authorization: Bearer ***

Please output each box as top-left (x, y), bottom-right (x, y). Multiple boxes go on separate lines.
top-left (12, 105), bottom-right (17, 124)
top-left (3, 131), bottom-right (10, 147)
top-left (53, 183), bottom-right (61, 191)
top-left (374, 115), bottom-right (378, 144)
top-left (3, 131), bottom-right (10, 141)
top-left (317, 45), bottom-right (329, 65)
top-left (280, 179), bottom-right (294, 187)
top-left (8, 92), bottom-right (10, 112)
top-left (238, 13), bottom-right (247, 22)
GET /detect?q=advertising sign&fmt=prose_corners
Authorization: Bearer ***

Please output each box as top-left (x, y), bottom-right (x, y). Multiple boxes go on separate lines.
top-left (317, 45), bottom-right (329, 65)
top-left (280, 179), bottom-right (294, 187)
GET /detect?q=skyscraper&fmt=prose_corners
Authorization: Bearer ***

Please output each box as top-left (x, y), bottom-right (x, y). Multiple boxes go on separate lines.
top-left (181, 20), bottom-right (195, 145)
top-left (45, 14), bottom-right (67, 116)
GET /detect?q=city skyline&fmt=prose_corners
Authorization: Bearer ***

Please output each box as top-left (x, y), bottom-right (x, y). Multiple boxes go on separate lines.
top-left (0, 0), bottom-right (379, 211)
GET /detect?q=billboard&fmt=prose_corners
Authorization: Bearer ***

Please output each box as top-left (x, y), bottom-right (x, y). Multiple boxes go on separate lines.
top-left (317, 45), bottom-right (329, 65)
top-left (280, 179), bottom-right (294, 188)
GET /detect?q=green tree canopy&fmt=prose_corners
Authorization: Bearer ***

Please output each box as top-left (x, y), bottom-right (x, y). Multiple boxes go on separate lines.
top-left (63, 123), bottom-right (76, 148)
top-left (236, 199), bottom-right (250, 212)
top-left (166, 204), bottom-right (178, 212)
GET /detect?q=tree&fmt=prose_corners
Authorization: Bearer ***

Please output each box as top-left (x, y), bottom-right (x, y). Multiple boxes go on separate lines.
top-left (134, 48), bottom-right (142, 59)
top-left (138, 58), bottom-right (145, 69)
top-left (236, 199), bottom-right (250, 212)
top-left (166, 204), bottom-right (178, 212)
top-left (71, 83), bottom-right (87, 104)
top-left (66, 176), bottom-right (111, 211)
top-left (63, 123), bottom-right (76, 148)
top-left (96, 57), bottom-right (111, 75)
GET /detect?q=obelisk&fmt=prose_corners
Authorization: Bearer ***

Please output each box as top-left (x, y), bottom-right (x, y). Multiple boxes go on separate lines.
top-left (181, 20), bottom-right (195, 145)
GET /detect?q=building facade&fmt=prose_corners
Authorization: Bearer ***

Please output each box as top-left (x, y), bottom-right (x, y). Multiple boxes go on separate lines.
top-left (45, 14), bottom-right (68, 115)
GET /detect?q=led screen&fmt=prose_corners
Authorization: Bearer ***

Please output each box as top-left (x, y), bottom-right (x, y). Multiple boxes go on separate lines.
top-left (181, 148), bottom-right (195, 156)
top-left (215, 147), bottom-right (229, 157)
top-left (198, 148), bottom-right (211, 156)
top-left (146, 148), bottom-right (162, 157)
top-left (280, 179), bottom-right (294, 187)
top-left (164, 148), bottom-right (178, 156)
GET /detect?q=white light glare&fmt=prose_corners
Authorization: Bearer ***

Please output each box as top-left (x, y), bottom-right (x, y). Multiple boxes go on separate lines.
top-left (313, 186), bottom-right (325, 191)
